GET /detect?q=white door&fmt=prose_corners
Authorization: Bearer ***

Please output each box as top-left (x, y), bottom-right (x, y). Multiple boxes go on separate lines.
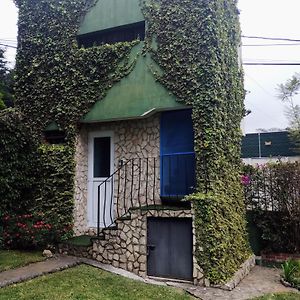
top-left (88, 131), bottom-right (114, 228)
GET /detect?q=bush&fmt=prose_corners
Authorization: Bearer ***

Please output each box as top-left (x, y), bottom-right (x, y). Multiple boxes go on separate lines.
top-left (0, 109), bottom-right (38, 215)
top-left (2, 213), bottom-right (72, 250)
top-left (243, 162), bottom-right (300, 253)
top-left (282, 259), bottom-right (300, 290)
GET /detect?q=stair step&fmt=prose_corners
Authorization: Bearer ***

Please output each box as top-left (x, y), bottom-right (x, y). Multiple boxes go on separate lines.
top-left (117, 215), bottom-right (131, 221)
top-left (61, 235), bottom-right (93, 247)
top-left (102, 225), bottom-right (118, 231)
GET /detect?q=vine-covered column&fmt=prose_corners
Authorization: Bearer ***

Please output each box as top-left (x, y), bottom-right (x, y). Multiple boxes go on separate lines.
top-left (142, 0), bottom-right (251, 283)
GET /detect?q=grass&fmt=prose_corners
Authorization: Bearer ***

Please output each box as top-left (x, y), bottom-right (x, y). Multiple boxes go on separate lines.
top-left (0, 250), bottom-right (45, 272)
top-left (252, 292), bottom-right (300, 300)
top-left (0, 264), bottom-right (195, 300)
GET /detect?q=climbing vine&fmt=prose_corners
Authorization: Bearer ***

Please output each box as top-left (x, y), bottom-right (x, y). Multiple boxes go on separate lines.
top-left (0, 0), bottom-right (138, 246)
top-left (14, 0), bottom-right (137, 140)
top-left (1, 0), bottom-right (250, 280)
top-left (142, 0), bottom-right (251, 283)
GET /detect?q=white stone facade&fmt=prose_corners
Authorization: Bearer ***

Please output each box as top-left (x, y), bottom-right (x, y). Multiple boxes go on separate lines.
top-left (74, 115), bottom-right (161, 236)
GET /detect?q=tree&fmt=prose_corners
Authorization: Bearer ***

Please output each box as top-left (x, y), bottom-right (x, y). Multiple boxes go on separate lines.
top-left (0, 47), bottom-right (14, 109)
top-left (277, 73), bottom-right (300, 153)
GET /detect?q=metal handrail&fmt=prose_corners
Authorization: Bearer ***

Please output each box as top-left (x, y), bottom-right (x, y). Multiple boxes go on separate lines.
top-left (96, 154), bottom-right (195, 237)
top-left (97, 159), bottom-right (133, 236)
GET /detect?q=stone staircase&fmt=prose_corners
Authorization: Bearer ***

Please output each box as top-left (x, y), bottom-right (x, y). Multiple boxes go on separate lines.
top-left (59, 205), bottom-right (205, 284)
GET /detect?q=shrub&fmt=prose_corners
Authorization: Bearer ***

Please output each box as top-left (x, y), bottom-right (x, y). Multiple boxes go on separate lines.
top-left (0, 109), bottom-right (38, 215)
top-left (282, 260), bottom-right (300, 290)
top-left (2, 213), bottom-right (72, 250)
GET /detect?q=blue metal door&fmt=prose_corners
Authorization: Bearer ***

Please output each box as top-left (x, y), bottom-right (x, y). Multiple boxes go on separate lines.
top-left (160, 109), bottom-right (196, 199)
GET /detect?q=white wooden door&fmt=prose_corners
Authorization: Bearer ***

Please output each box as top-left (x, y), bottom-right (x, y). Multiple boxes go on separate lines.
top-left (88, 131), bottom-right (114, 228)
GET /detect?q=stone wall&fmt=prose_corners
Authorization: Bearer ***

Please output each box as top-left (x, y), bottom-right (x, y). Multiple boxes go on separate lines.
top-left (92, 208), bottom-right (204, 285)
top-left (73, 115), bottom-right (161, 235)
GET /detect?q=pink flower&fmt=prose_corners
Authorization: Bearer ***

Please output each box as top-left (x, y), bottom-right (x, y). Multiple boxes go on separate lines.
top-left (241, 175), bottom-right (251, 186)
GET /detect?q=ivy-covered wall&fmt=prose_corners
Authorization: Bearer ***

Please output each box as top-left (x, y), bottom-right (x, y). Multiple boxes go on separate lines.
top-left (1, 0), bottom-right (250, 282)
top-left (15, 0), bottom-right (136, 139)
top-left (142, 0), bottom-right (251, 283)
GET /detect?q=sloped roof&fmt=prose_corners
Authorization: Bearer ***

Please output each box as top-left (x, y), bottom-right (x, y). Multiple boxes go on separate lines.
top-left (78, 0), bottom-right (144, 36)
top-left (81, 43), bottom-right (187, 123)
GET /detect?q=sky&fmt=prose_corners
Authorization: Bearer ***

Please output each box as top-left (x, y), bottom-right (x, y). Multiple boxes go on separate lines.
top-left (0, 0), bottom-right (300, 133)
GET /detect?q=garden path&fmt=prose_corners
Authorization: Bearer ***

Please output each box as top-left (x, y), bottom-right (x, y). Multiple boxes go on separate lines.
top-left (169, 266), bottom-right (299, 299)
top-left (0, 255), bottom-right (80, 288)
top-left (0, 255), bottom-right (299, 300)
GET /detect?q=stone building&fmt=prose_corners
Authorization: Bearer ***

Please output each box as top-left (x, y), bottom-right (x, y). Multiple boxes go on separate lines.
top-left (61, 0), bottom-right (204, 283)
top-left (56, 0), bottom-right (254, 287)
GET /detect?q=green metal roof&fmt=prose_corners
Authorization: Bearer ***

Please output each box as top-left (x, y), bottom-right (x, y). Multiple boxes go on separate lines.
top-left (241, 131), bottom-right (297, 158)
top-left (78, 0), bottom-right (144, 36)
top-left (44, 121), bottom-right (60, 132)
top-left (81, 43), bottom-right (187, 123)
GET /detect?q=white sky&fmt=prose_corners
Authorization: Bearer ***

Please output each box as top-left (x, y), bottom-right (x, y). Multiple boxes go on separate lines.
top-left (0, 0), bottom-right (300, 133)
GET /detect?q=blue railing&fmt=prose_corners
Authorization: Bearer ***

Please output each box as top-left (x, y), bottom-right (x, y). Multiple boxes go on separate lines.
top-left (160, 152), bottom-right (196, 200)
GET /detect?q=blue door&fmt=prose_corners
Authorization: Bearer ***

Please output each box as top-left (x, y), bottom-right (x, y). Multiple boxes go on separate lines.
top-left (160, 109), bottom-right (195, 200)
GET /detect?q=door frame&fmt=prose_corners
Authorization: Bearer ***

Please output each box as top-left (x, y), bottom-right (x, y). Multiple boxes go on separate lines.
top-left (87, 130), bottom-right (114, 228)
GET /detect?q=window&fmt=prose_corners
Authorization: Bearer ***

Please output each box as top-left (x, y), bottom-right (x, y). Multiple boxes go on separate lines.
top-left (43, 130), bottom-right (66, 144)
top-left (78, 21), bottom-right (145, 48)
top-left (93, 137), bottom-right (111, 177)
top-left (43, 122), bottom-right (66, 144)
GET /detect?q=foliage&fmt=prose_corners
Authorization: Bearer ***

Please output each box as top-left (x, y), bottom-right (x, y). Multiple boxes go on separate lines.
top-left (277, 73), bottom-right (300, 153)
top-left (252, 293), bottom-right (300, 300)
top-left (282, 260), bottom-right (300, 289)
top-left (0, 265), bottom-right (194, 299)
top-left (8, 0), bottom-right (251, 283)
top-left (2, 213), bottom-right (72, 249)
top-left (243, 162), bottom-right (300, 253)
top-left (0, 109), bottom-right (38, 215)
top-left (0, 250), bottom-right (45, 272)
top-left (34, 144), bottom-right (75, 233)
top-left (14, 0), bottom-right (137, 140)
top-left (142, 0), bottom-right (251, 283)
top-left (0, 210), bottom-right (3, 249)
top-left (0, 47), bottom-right (14, 109)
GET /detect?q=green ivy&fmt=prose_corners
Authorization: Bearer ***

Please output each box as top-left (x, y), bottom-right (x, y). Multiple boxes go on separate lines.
top-left (15, 0), bottom-right (137, 140)
top-left (1, 0), bottom-right (137, 245)
top-left (0, 109), bottom-right (38, 215)
top-left (142, 0), bottom-right (251, 283)
top-left (1, 0), bottom-right (251, 281)
top-left (33, 144), bottom-right (75, 231)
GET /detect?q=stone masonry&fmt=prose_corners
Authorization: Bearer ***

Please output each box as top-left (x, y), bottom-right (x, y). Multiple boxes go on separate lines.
top-left (73, 115), bottom-right (161, 236)
top-left (91, 207), bottom-right (204, 285)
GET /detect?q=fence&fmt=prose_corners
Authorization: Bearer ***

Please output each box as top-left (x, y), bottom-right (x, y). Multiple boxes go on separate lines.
top-left (243, 162), bottom-right (300, 253)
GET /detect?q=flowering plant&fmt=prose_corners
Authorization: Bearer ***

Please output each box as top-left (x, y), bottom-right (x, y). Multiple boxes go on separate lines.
top-left (2, 213), bottom-right (72, 249)
top-left (241, 174), bottom-right (251, 186)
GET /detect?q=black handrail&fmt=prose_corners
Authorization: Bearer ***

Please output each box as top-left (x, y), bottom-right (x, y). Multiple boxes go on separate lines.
top-left (96, 154), bottom-right (195, 236)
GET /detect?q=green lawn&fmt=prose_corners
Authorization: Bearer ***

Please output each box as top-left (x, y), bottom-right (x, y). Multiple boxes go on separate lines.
top-left (0, 250), bottom-right (45, 272)
top-left (0, 264), bottom-right (195, 300)
top-left (253, 292), bottom-right (300, 300)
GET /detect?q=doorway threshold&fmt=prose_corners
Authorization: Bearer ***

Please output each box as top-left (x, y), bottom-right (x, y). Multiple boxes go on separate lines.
top-left (147, 275), bottom-right (193, 285)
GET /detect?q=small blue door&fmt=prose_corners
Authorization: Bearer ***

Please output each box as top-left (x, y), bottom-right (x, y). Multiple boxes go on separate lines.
top-left (160, 109), bottom-right (196, 199)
